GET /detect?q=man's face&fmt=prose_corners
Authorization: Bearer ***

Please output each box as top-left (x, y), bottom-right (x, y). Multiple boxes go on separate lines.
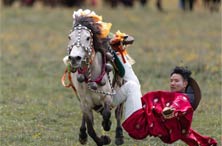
top-left (170, 73), bottom-right (188, 92)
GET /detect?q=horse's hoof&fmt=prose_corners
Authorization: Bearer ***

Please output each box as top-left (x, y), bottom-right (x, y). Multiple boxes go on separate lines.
top-left (115, 127), bottom-right (124, 145)
top-left (79, 133), bottom-right (87, 145)
top-left (101, 135), bottom-right (111, 145)
top-left (102, 120), bottom-right (111, 131)
top-left (115, 137), bottom-right (124, 145)
top-left (79, 138), bottom-right (87, 145)
top-left (79, 137), bottom-right (87, 145)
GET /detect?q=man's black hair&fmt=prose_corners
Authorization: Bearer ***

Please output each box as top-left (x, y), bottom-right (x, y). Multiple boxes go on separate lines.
top-left (170, 66), bottom-right (192, 81)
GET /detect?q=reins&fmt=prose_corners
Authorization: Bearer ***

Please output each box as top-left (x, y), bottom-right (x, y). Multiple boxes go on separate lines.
top-left (61, 68), bottom-right (80, 101)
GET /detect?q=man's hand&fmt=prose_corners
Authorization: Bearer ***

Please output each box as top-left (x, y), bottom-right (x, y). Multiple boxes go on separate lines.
top-left (162, 107), bottom-right (175, 119)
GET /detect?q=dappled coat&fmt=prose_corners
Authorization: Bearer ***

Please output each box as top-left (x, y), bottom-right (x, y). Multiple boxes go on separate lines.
top-left (122, 91), bottom-right (217, 146)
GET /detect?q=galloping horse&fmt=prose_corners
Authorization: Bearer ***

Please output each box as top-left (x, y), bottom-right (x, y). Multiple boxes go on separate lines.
top-left (62, 10), bottom-right (128, 146)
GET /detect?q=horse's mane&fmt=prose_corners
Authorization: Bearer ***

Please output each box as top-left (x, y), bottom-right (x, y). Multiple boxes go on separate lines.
top-left (74, 16), bottom-right (110, 54)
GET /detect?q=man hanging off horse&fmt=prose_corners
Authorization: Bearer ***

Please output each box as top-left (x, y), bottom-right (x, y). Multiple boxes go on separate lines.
top-left (122, 66), bottom-right (217, 146)
top-left (62, 9), bottom-right (217, 146)
top-left (102, 37), bottom-right (218, 145)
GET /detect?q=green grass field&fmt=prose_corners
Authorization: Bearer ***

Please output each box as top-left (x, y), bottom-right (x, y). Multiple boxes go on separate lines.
top-left (0, 1), bottom-right (221, 146)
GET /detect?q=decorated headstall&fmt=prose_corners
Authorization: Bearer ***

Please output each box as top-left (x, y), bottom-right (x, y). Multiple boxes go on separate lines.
top-left (67, 24), bottom-right (95, 67)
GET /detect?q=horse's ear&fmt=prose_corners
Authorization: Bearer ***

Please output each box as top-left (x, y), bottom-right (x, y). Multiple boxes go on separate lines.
top-left (123, 35), bottom-right (134, 45)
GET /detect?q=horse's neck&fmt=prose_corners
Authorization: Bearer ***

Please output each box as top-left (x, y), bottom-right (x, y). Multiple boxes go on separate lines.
top-left (90, 52), bottom-right (103, 81)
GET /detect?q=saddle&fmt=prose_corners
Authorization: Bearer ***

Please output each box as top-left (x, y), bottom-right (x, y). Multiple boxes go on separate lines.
top-left (109, 32), bottom-right (135, 78)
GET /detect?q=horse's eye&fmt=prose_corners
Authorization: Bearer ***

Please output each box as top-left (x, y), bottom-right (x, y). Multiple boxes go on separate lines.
top-left (86, 37), bottom-right (90, 41)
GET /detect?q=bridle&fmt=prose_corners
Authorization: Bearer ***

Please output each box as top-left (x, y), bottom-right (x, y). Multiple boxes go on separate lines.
top-left (66, 24), bottom-right (116, 96)
top-left (67, 24), bottom-right (95, 68)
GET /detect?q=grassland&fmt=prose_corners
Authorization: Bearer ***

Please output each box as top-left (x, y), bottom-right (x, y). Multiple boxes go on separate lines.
top-left (0, 1), bottom-right (221, 146)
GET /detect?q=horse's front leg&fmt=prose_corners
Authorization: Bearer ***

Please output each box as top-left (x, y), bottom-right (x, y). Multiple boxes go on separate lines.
top-left (156, 0), bottom-right (163, 11)
top-left (79, 114), bottom-right (87, 144)
top-left (115, 103), bottom-right (124, 145)
top-left (102, 100), bottom-right (112, 131)
top-left (85, 111), bottom-right (111, 146)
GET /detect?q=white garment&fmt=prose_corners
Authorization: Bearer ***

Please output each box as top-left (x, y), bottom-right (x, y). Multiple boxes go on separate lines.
top-left (113, 54), bottom-right (142, 119)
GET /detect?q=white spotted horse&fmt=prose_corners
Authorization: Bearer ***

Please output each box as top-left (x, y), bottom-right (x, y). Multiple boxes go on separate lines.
top-left (61, 12), bottom-right (134, 146)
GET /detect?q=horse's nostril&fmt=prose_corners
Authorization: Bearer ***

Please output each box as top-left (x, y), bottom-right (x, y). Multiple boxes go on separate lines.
top-left (69, 56), bottom-right (82, 63)
top-left (76, 56), bottom-right (81, 61)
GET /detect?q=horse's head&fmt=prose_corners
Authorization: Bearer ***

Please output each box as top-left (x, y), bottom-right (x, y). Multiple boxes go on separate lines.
top-left (67, 24), bottom-right (94, 69)
top-left (66, 14), bottom-right (111, 70)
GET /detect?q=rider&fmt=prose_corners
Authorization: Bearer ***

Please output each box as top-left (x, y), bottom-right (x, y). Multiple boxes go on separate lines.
top-left (122, 66), bottom-right (217, 146)
top-left (162, 66), bottom-right (201, 118)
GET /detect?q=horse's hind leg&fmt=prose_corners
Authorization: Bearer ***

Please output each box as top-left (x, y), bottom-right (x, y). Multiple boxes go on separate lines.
top-left (79, 114), bottom-right (87, 144)
top-left (102, 102), bottom-right (112, 131)
top-left (85, 111), bottom-right (111, 146)
top-left (115, 104), bottom-right (124, 145)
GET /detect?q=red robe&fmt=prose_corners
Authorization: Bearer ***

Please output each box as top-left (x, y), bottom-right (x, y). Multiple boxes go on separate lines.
top-left (122, 91), bottom-right (217, 146)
